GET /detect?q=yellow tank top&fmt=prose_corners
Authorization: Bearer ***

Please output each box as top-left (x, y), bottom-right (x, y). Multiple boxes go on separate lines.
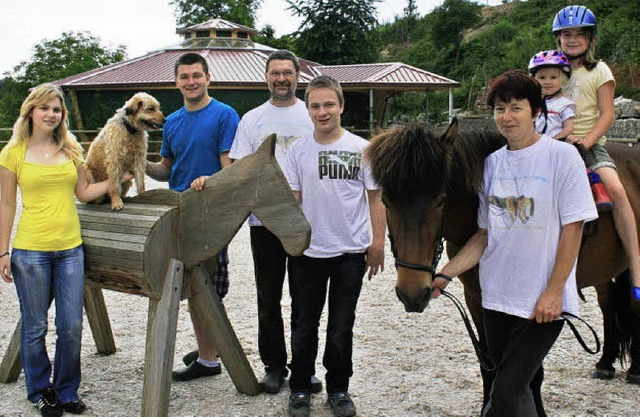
top-left (0, 143), bottom-right (82, 251)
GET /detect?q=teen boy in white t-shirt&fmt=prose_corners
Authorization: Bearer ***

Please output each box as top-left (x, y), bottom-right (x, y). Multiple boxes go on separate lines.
top-left (285, 75), bottom-right (386, 417)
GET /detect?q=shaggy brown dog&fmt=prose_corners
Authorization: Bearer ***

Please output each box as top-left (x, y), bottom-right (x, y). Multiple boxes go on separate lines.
top-left (84, 92), bottom-right (165, 210)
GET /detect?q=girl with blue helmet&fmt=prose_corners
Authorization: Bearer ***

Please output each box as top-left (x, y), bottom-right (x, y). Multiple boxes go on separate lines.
top-left (553, 5), bottom-right (640, 300)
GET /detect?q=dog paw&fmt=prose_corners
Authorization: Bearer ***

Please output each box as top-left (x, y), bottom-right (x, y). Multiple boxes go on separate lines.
top-left (111, 200), bottom-right (124, 211)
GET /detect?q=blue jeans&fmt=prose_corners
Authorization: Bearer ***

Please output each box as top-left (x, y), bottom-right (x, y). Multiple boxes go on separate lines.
top-left (12, 245), bottom-right (84, 404)
top-left (289, 253), bottom-right (365, 393)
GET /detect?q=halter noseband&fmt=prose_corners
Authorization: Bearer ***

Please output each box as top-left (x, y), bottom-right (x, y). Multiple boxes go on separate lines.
top-left (389, 213), bottom-right (446, 276)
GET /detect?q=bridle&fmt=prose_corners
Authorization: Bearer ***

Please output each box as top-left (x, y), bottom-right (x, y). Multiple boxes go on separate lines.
top-left (388, 211), bottom-right (447, 277)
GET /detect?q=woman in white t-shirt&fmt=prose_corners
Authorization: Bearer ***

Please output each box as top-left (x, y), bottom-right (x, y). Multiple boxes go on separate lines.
top-left (432, 70), bottom-right (597, 416)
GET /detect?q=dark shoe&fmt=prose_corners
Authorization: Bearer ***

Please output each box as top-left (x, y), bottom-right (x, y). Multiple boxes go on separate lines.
top-left (310, 375), bottom-right (323, 393)
top-left (327, 392), bottom-right (356, 417)
top-left (260, 370), bottom-right (285, 394)
top-left (35, 387), bottom-right (63, 417)
top-left (62, 398), bottom-right (87, 414)
top-left (182, 349), bottom-right (199, 366)
top-left (288, 391), bottom-right (311, 417)
top-left (172, 360), bottom-right (221, 381)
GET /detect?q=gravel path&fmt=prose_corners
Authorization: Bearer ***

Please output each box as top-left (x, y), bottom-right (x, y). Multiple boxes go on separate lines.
top-left (0, 178), bottom-right (637, 416)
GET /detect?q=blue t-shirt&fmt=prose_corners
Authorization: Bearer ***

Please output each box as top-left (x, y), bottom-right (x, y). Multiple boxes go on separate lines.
top-left (161, 98), bottom-right (239, 191)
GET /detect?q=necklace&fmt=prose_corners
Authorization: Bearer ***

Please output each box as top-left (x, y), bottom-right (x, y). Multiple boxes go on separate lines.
top-left (30, 144), bottom-right (55, 158)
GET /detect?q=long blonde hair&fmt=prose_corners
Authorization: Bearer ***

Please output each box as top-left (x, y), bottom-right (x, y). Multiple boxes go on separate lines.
top-left (8, 83), bottom-right (84, 164)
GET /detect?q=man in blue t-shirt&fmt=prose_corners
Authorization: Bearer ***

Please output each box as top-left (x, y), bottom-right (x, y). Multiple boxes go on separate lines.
top-left (146, 52), bottom-right (239, 381)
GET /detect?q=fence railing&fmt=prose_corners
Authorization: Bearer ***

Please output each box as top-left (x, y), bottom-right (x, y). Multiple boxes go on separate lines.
top-left (0, 128), bottom-right (163, 161)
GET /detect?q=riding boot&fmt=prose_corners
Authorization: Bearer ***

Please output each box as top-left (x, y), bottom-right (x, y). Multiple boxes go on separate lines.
top-left (587, 169), bottom-right (613, 212)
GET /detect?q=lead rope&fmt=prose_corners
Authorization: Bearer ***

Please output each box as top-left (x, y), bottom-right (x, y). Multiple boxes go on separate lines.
top-left (439, 288), bottom-right (601, 372)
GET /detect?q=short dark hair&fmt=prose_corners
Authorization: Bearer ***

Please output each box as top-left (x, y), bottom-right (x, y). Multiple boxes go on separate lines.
top-left (486, 70), bottom-right (542, 116)
top-left (174, 53), bottom-right (209, 77)
top-left (265, 50), bottom-right (300, 73)
top-left (305, 75), bottom-right (344, 106)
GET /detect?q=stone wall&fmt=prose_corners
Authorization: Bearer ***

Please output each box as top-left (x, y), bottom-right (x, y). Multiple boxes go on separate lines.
top-left (457, 115), bottom-right (640, 140)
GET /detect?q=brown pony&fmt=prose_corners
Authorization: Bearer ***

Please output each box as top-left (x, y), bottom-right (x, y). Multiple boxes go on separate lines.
top-left (365, 119), bottom-right (640, 415)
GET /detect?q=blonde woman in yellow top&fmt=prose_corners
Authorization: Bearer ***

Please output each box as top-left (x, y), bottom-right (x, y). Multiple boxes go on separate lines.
top-left (0, 84), bottom-right (131, 416)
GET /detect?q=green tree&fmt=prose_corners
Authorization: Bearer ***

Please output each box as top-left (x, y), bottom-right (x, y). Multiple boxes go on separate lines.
top-left (171, 0), bottom-right (262, 28)
top-left (286, 0), bottom-right (379, 65)
top-left (253, 25), bottom-right (296, 51)
top-left (429, 0), bottom-right (481, 47)
top-left (12, 31), bottom-right (126, 87)
top-left (0, 31), bottom-right (125, 127)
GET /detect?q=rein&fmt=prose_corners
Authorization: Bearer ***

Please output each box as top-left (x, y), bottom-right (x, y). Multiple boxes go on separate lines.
top-left (440, 288), bottom-right (601, 372)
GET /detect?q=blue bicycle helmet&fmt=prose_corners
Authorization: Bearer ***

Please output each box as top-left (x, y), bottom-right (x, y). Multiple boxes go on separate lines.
top-left (552, 5), bottom-right (596, 34)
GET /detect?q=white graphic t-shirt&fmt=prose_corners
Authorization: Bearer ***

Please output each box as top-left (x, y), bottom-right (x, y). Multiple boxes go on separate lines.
top-left (286, 130), bottom-right (378, 258)
top-left (229, 99), bottom-right (313, 226)
top-left (477, 135), bottom-right (597, 318)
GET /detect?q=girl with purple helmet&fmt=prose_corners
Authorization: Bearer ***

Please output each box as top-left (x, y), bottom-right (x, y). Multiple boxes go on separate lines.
top-left (528, 50), bottom-right (574, 140)
top-left (553, 5), bottom-right (640, 300)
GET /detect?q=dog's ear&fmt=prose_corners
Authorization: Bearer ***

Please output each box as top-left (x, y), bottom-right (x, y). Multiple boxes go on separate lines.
top-left (125, 96), bottom-right (144, 116)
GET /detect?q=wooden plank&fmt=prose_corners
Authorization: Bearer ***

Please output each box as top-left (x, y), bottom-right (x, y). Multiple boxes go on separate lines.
top-left (141, 259), bottom-right (184, 417)
top-left (84, 245), bottom-right (144, 262)
top-left (179, 134), bottom-right (310, 268)
top-left (79, 215), bottom-right (157, 228)
top-left (144, 209), bottom-right (180, 298)
top-left (82, 229), bottom-right (148, 244)
top-left (0, 319), bottom-right (22, 383)
top-left (82, 237), bottom-right (145, 252)
top-left (84, 287), bottom-right (116, 355)
top-left (81, 222), bottom-right (151, 236)
top-left (124, 189), bottom-right (180, 207)
top-left (77, 202), bottom-right (175, 216)
top-left (188, 263), bottom-right (260, 395)
top-left (86, 254), bottom-right (143, 271)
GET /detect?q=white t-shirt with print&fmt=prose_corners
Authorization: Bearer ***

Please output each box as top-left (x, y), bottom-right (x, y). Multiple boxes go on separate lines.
top-left (229, 99), bottom-right (313, 226)
top-left (286, 130), bottom-right (378, 258)
top-left (477, 135), bottom-right (597, 318)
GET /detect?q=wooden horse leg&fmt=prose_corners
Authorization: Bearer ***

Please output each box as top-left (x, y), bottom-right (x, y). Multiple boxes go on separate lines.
top-left (188, 262), bottom-right (261, 396)
top-left (84, 286), bottom-right (117, 355)
top-left (0, 319), bottom-right (22, 383)
top-left (141, 259), bottom-right (184, 417)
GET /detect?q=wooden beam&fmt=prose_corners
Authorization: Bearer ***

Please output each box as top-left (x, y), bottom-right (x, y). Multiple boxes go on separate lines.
top-left (84, 287), bottom-right (117, 355)
top-left (188, 263), bottom-right (260, 395)
top-left (0, 319), bottom-right (22, 383)
top-left (66, 89), bottom-right (88, 142)
top-left (141, 259), bottom-right (184, 417)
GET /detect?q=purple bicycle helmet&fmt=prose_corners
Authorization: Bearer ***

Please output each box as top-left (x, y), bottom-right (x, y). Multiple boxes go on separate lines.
top-left (528, 50), bottom-right (571, 77)
top-left (552, 5), bottom-right (596, 34)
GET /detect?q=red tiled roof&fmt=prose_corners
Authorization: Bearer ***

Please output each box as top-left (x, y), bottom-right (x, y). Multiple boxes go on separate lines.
top-left (54, 45), bottom-right (458, 91)
top-left (315, 63), bottom-right (460, 88)
top-left (54, 48), bottom-right (315, 88)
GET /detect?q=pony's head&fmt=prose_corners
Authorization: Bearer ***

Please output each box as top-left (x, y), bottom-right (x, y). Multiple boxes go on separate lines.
top-left (366, 120), bottom-right (458, 312)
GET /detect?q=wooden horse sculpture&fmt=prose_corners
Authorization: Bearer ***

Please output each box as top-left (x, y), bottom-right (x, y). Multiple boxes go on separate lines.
top-left (365, 120), bottom-right (640, 415)
top-left (0, 134), bottom-right (310, 416)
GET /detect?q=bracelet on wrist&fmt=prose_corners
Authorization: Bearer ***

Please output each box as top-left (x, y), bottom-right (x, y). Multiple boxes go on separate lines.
top-left (0, 251), bottom-right (9, 258)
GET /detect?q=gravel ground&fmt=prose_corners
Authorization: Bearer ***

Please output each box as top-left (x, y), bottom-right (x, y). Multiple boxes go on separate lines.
top-left (0, 178), bottom-right (637, 416)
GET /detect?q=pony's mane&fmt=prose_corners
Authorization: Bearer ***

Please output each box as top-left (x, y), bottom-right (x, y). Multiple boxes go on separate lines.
top-left (450, 128), bottom-right (506, 194)
top-left (366, 123), bottom-right (449, 201)
top-left (366, 122), bottom-right (505, 202)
